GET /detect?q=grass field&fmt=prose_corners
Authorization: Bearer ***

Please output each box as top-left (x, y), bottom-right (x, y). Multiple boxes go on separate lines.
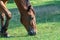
top-left (0, 0), bottom-right (60, 40)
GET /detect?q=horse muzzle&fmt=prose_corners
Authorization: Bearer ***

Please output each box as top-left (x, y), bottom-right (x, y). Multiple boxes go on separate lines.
top-left (28, 29), bottom-right (36, 36)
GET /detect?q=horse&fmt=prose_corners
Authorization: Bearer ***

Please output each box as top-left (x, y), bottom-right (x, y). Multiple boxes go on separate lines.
top-left (0, 0), bottom-right (36, 37)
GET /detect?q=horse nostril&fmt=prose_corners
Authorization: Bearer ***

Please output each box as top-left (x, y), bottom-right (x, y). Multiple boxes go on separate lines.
top-left (28, 30), bottom-right (36, 36)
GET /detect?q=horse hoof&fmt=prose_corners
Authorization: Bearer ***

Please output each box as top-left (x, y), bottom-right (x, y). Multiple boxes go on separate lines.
top-left (0, 31), bottom-right (10, 38)
top-left (1, 33), bottom-right (10, 38)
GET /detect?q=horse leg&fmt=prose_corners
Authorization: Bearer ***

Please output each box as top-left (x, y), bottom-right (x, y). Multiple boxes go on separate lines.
top-left (14, 0), bottom-right (36, 36)
top-left (0, 0), bottom-right (11, 37)
top-left (1, 13), bottom-right (5, 29)
top-left (0, 0), bottom-right (8, 29)
top-left (2, 0), bottom-right (8, 5)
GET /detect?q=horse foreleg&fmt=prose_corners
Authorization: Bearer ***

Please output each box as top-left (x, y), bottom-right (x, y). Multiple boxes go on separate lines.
top-left (0, 0), bottom-right (8, 27)
top-left (0, 1), bottom-right (11, 37)
top-left (1, 13), bottom-right (5, 28)
top-left (2, 0), bottom-right (8, 5)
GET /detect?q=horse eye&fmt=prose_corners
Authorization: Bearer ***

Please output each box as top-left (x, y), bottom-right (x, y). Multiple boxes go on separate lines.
top-left (27, 5), bottom-right (31, 11)
top-left (29, 15), bottom-right (34, 20)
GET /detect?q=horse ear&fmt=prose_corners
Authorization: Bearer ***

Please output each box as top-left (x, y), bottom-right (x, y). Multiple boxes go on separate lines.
top-left (27, 5), bottom-right (31, 11)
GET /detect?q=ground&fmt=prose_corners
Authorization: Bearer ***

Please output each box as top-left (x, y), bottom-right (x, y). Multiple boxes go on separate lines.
top-left (0, 1), bottom-right (60, 40)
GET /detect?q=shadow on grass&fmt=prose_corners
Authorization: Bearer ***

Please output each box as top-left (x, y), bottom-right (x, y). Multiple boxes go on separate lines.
top-left (34, 3), bottom-right (60, 24)
top-left (0, 35), bottom-right (28, 38)
top-left (8, 8), bottom-right (22, 29)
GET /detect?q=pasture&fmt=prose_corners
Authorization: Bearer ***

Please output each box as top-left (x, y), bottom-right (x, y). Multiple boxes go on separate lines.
top-left (0, 0), bottom-right (60, 40)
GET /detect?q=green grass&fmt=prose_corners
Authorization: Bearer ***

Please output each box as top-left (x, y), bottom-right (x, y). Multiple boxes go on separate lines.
top-left (0, 0), bottom-right (60, 40)
top-left (0, 22), bottom-right (60, 40)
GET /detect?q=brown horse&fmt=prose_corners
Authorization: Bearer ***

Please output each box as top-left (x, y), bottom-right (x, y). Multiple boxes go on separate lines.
top-left (0, 0), bottom-right (36, 37)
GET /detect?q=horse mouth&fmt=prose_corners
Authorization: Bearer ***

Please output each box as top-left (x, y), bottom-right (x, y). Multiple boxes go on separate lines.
top-left (28, 29), bottom-right (36, 36)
